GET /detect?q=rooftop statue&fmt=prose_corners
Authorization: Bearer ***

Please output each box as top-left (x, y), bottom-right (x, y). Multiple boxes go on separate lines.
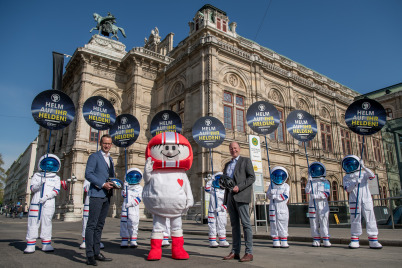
top-left (90, 12), bottom-right (126, 40)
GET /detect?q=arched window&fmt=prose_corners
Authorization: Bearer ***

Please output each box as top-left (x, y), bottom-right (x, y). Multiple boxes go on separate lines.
top-left (301, 178), bottom-right (308, 203)
top-left (332, 181), bottom-right (338, 202)
top-left (386, 108), bottom-right (393, 119)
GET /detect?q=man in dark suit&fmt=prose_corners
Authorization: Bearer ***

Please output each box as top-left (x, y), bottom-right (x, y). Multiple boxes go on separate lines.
top-left (85, 134), bottom-right (115, 265)
top-left (222, 142), bottom-right (255, 262)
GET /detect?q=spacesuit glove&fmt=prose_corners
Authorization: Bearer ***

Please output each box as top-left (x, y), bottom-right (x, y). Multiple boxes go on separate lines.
top-left (359, 159), bottom-right (365, 169)
top-left (121, 190), bottom-right (127, 198)
top-left (39, 196), bottom-right (49, 204)
top-left (145, 157), bottom-right (154, 174)
top-left (308, 175), bottom-right (312, 181)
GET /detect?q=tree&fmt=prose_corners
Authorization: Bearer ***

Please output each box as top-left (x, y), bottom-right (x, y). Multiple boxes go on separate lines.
top-left (0, 153), bottom-right (6, 204)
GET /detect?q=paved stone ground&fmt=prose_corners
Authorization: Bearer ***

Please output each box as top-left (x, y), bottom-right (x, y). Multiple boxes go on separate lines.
top-left (1, 216), bottom-right (401, 268)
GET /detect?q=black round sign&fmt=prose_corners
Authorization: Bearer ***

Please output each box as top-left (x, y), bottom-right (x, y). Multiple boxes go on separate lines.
top-left (31, 89), bottom-right (75, 130)
top-left (82, 96), bottom-right (116, 130)
top-left (345, 98), bottom-right (386, 135)
top-left (286, 110), bottom-right (317, 142)
top-left (109, 114), bottom-right (140, 147)
top-left (246, 101), bottom-right (280, 134)
top-left (150, 110), bottom-right (182, 137)
top-left (192, 116), bottom-right (226, 148)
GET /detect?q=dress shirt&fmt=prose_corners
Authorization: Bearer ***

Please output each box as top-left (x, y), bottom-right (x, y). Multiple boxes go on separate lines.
top-left (227, 156), bottom-right (239, 179)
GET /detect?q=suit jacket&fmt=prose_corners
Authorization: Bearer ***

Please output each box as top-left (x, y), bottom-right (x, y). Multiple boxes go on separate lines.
top-left (223, 156), bottom-right (256, 204)
top-left (85, 150), bottom-right (115, 198)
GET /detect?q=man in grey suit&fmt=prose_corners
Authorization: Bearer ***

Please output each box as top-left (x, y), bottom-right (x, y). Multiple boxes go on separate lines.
top-left (222, 142), bottom-right (255, 262)
top-left (85, 134), bottom-right (115, 265)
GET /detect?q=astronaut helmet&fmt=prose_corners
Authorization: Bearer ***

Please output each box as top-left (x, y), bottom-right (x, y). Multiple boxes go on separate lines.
top-left (342, 155), bottom-right (361, 174)
top-left (145, 132), bottom-right (193, 171)
top-left (38, 154), bottom-right (61, 173)
top-left (309, 162), bottom-right (326, 178)
top-left (212, 172), bottom-right (223, 189)
top-left (125, 168), bottom-right (143, 185)
top-left (270, 166), bottom-right (289, 185)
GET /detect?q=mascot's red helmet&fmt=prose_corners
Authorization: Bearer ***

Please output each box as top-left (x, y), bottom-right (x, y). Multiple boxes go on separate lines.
top-left (145, 132), bottom-right (193, 171)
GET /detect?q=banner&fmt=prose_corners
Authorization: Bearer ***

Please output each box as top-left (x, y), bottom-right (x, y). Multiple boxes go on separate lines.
top-left (345, 98), bottom-right (386, 135)
top-left (82, 96), bottom-right (116, 130)
top-left (109, 114), bottom-right (140, 147)
top-left (150, 110), bottom-right (182, 137)
top-left (246, 101), bottom-right (280, 134)
top-left (192, 116), bottom-right (226, 148)
top-left (286, 110), bottom-right (317, 142)
top-left (52, 52), bottom-right (64, 91)
top-left (248, 135), bottom-right (263, 173)
top-left (31, 89), bottom-right (75, 130)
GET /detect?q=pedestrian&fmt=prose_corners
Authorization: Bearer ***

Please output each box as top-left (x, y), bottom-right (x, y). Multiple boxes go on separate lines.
top-left (84, 134), bottom-right (116, 265)
top-left (342, 155), bottom-right (382, 249)
top-left (24, 154), bottom-right (61, 253)
top-left (222, 142), bottom-right (255, 262)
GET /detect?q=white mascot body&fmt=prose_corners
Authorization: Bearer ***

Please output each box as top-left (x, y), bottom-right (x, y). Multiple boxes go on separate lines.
top-left (142, 132), bottom-right (194, 260)
top-left (24, 154), bottom-right (61, 254)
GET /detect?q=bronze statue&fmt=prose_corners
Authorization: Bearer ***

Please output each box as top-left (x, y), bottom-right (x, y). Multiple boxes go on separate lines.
top-left (90, 12), bottom-right (126, 40)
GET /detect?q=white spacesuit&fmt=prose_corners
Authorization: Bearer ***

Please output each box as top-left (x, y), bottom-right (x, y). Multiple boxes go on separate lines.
top-left (305, 162), bottom-right (331, 247)
top-left (24, 154), bottom-right (61, 254)
top-left (266, 166), bottom-right (290, 248)
top-left (79, 180), bottom-right (104, 249)
top-left (142, 132), bottom-right (194, 260)
top-left (342, 155), bottom-right (382, 249)
top-left (205, 172), bottom-right (229, 248)
top-left (120, 168), bottom-right (143, 248)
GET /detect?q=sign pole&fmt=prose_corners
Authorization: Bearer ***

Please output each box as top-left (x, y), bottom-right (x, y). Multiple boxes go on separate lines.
top-left (355, 135), bottom-right (365, 217)
top-left (304, 142), bottom-right (317, 211)
top-left (38, 130), bottom-right (52, 222)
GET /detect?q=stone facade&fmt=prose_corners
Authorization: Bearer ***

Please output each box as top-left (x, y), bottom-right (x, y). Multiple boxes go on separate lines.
top-left (33, 5), bottom-right (390, 220)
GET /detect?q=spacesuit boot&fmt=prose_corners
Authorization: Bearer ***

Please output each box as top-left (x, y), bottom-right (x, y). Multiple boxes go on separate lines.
top-left (24, 241), bottom-right (36, 254)
top-left (369, 236), bottom-right (382, 249)
top-left (100, 242), bottom-right (104, 249)
top-left (312, 237), bottom-right (320, 247)
top-left (41, 240), bottom-right (54, 252)
top-left (171, 230), bottom-right (189, 260)
top-left (79, 241), bottom-right (86, 249)
top-left (349, 236), bottom-right (360, 249)
top-left (272, 237), bottom-right (281, 248)
top-left (121, 238), bottom-right (129, 248)
top-left (130, 237), bottom-right (138, 248)
top-left (280, 237), bottom-right (289, 248)
top-left (162, 236), bottom-right (170, 247)
top-left (322, 237), bottom-right (331, 247)
top-left (209, 236), bottom-right (219, 248)
top-left (147, 233), bottom-right (163, 261)
top-left (218, 237), bottom-right (229, 247)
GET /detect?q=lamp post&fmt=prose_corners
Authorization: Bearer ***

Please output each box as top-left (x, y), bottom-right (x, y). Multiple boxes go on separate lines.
top-left (64, 174), bottom-right (81, 222)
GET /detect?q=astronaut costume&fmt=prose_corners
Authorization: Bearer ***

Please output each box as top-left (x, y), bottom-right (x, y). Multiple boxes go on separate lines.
top-left (143, 132), bottom-right (194, 260)
top-left (305, 162), bottom-right (331, 247)
top-left (24, 154), bottom-right (61, 254)
top-left (120, 168), bottom-right (143, 248)
top-left (266, 166), bottom-right (290, 248)
top-left (79, 180), bottom-right (104, 249)
top-left (205, 172), bottom-right (230, 248)
top-left (342, 155), bottom-right (382, 249)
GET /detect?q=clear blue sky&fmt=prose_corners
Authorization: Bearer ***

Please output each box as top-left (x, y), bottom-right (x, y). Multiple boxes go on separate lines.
top-left (1, 0), bottom-right (401, 169)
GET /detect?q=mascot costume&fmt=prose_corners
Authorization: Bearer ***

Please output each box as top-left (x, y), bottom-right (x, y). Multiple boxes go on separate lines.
top-left (342, 155), bottom-right (382, 249)
top-left (143, 132), bottom-right (194, 260)
top-left (24, 154), bottom-right (61, 254)
top-left (266, 166), bottom-right (290, 248)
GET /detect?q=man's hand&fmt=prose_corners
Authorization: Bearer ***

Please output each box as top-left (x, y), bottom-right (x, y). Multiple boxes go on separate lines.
top-left (103, 182), bottom-right (114, 190)
top-left (232, 185), bottom-right (239, 193)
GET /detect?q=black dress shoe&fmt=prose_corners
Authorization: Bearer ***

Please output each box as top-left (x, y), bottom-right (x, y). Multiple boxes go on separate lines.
top-left (95, 253), bottom-right (112, 261)
top-left (86, 256), bottom-right (97, 266)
